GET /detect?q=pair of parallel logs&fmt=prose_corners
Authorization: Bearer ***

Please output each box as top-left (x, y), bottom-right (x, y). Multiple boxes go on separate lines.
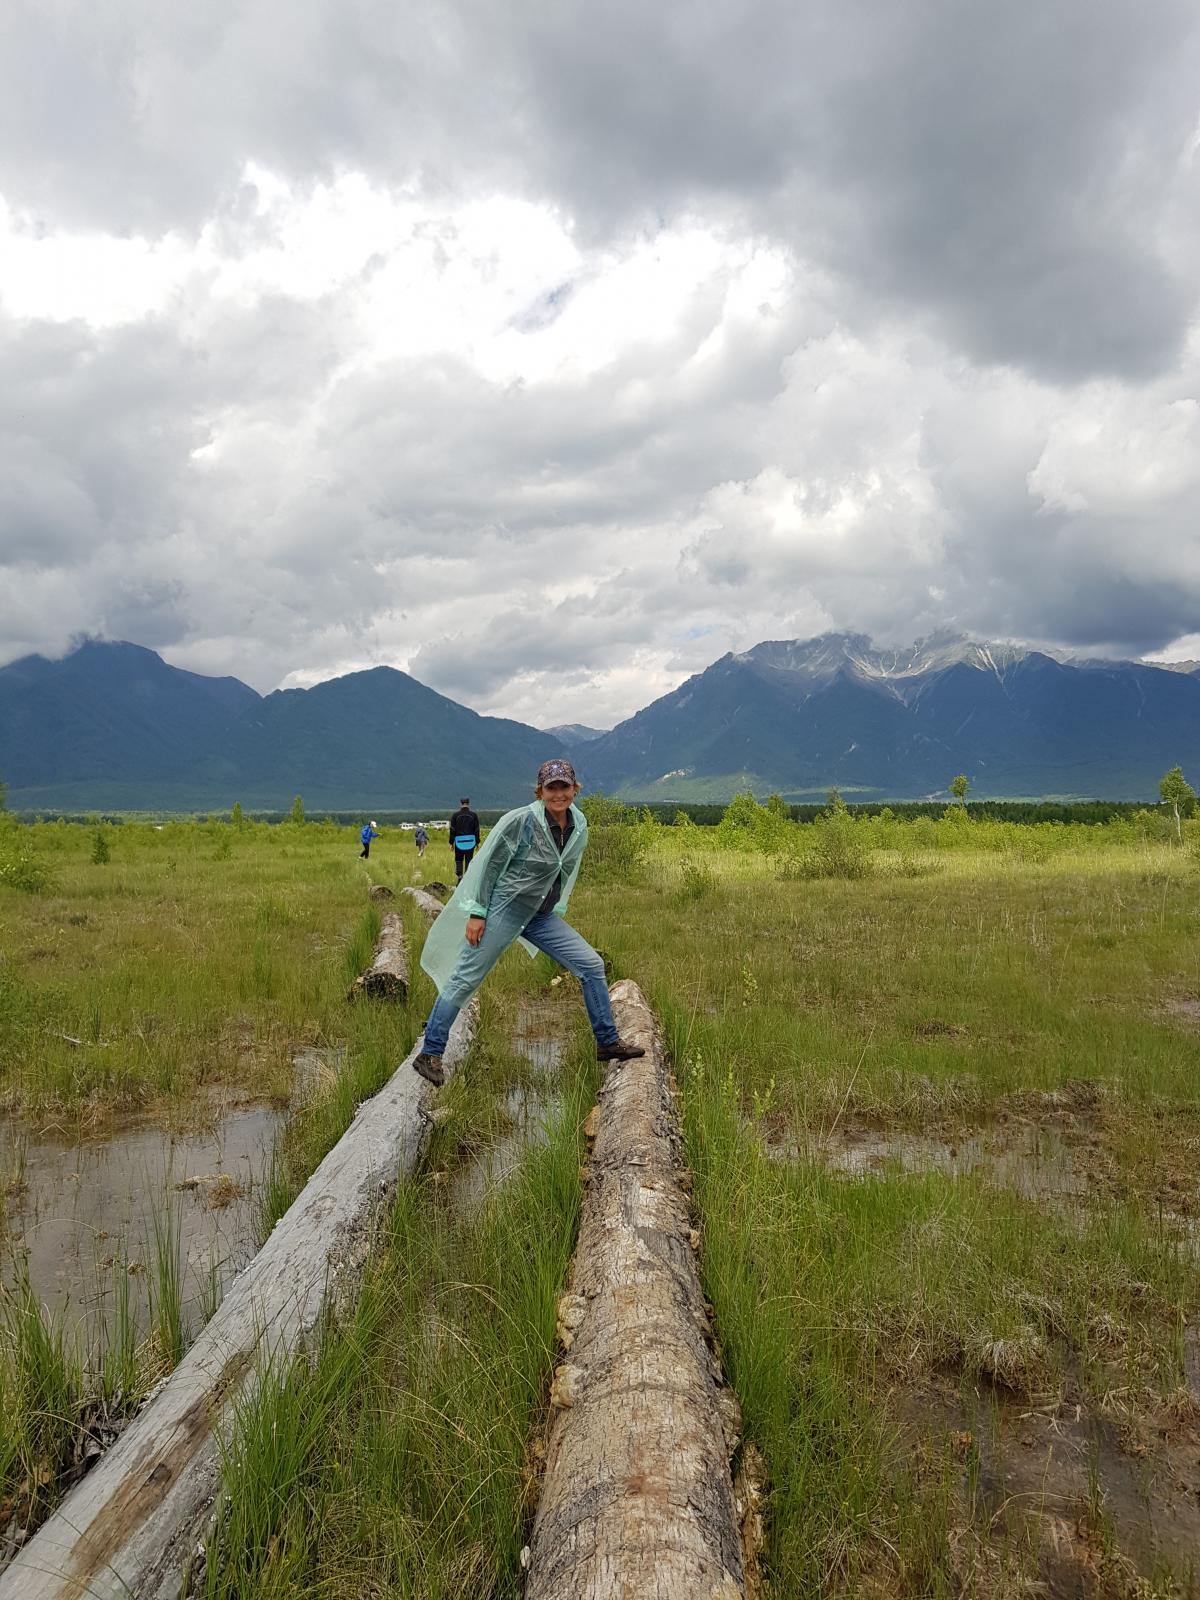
top-left (3, 890), bottom-right (756, 1600)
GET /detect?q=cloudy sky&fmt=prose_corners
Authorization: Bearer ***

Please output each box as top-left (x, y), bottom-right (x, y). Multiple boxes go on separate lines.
top-left (3, 1), bottom-right (1200, 728)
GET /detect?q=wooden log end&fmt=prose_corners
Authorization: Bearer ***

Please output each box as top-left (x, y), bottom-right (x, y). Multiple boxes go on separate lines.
top-left (359, 973), bottom-right (407, 1002)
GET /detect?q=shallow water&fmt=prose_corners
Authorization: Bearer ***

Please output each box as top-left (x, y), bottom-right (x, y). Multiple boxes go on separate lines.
top-left (775, 1121), bottom-right (1090, 1203)
top-left (902, 1373), bottom-right (1200, 1594)
top-left (0, 1098), bottom-right (284, 1339)
top-left (447, 1000), bottom-right (569, 1211)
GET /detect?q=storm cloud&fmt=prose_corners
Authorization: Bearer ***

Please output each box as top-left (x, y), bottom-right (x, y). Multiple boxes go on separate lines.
top-left (2, 0), bottom-right (1199, 727)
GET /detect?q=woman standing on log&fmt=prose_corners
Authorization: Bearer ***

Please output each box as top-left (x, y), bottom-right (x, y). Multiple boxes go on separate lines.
top-left (413, 759), bottom-right (645, 1086)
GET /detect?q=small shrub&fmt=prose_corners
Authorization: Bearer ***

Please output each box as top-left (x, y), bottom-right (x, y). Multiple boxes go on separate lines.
top-left (585, 824), bottom-right (648, 883)
top-left (678, 858), bottom-right (716, 901)
top-left (91, 830), bottom-right (110, 865)
top-left (0, 830), bottom-right (56, 893)
top-left (791, 795), bottom-right (872, 880)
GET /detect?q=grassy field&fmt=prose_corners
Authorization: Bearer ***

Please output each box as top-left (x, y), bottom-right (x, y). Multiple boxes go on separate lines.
top-left (1, 805), bottom-right (1199, 1594)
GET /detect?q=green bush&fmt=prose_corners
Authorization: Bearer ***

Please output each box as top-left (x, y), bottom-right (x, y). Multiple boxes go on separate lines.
top-left (585, 823), bottom-right (649, 883)
top-left (677, 858), bottom-right (716, 901)
top-left (790, 794), bottom-right (872, 880)
top-left (0, 828), bottom-right (56, 893)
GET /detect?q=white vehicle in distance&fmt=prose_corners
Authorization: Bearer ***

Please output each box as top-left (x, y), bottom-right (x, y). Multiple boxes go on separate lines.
top-left (398, 822), bottom-right (415, 830)
top-left (430, 820), bottom-right (450, 829)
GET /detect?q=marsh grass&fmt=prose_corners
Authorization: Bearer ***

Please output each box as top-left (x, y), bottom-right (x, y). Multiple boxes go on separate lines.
top-left (0, 817), bottom-right (432, 1119)
top-left (679, 1055), bottom-right (1199, 1594)
top-left (0, 1242), bottom-right (179, 1539)
top-left (567, 831), bottom-right (1200, 1595)
top-left (205, 1042), bottom-right (597, 1598)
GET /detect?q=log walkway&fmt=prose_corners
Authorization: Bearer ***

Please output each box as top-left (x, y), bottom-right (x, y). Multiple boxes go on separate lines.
top-left (347, 909), bottom-right (408, 1001)
top-left (6, 920), bottom-right (753, 1596)
top-left (526, 979), bottom-right (748, 1599)
top-left (1, 898), bottom-right (470, 1600)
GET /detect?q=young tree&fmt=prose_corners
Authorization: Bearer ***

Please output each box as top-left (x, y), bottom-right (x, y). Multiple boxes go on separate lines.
top-left (231, 801), bottom-right (245, 830)
top-left (91, 830), bottom-right (110, 864)
top-left (289, 794), bottom-right (306, 826)
top-left (1158, 765), bottom-right (1195, 844)
top-left (950, 773), bottom-right (970, 805)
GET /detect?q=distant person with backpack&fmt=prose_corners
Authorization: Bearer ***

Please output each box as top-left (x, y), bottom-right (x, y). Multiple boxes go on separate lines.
top-left (413, 758), bottom-right (645, 1087)
top-left (414, 823), bottom-right (429, 858)
top-left (449, 797), bottom-right (481, 881)
top-left (359, 820), bottom-right (379, 859)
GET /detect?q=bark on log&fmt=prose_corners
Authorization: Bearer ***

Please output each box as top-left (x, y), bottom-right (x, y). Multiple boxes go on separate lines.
top-left (402, 885), bottom-right (449, 921)
top-left (525, 978), bottom-right (746, 1600)
top-left (1, 1008), bottom-right (476, 1600)
top-left (347, 910), bottom-right (408, 1001)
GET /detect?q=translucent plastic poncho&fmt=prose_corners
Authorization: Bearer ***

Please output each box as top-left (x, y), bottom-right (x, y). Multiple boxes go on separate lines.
top-left (419, 801), bottom-right (589, 996)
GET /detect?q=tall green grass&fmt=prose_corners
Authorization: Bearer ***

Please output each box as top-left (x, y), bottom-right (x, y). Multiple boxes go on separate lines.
top-left (678, 1052), bottom-right (1198, 1594)
top-left (205, 1058), bottom-right (597, 1598)
top-left (0, 817), bottom-right (429, 1117)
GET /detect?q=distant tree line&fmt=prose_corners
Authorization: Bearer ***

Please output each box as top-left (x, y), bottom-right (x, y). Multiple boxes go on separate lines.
top-left (5, 797), bottom-right (1181, 829)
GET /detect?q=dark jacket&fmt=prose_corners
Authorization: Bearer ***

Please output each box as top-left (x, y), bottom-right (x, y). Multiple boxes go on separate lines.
top-left (450, 807), bottom-right (480, 847)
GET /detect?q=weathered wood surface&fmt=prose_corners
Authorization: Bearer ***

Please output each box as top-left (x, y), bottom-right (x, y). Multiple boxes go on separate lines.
top-left (525, 979), bottom-right (747, 1600)
top-left (3, 998), bottom-right (475, 1599)
top-left (347, 910), bottom-right (408, 1001)
top-left (402, 885), bottom-right (450, 920)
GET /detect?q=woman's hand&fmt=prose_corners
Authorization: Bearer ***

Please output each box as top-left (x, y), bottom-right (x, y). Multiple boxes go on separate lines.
top-left (466, 915), bottom-right (487, 947)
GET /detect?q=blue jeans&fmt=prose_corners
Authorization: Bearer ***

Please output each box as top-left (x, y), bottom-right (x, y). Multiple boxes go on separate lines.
top-left (422, 909), bottom-right (617, 1056)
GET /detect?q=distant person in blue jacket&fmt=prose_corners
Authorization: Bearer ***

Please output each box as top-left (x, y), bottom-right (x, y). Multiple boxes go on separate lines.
top-left (449, 798), bottom-right (481, 881)
top-left (359, 820), bottom-right (379, 859)
top-left (415, 824), bottom-right (429, 857)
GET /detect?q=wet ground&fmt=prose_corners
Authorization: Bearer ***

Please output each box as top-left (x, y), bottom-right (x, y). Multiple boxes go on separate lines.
top-left (766, 1110), bottom-right (1200, 1591)
top-left (901, 1371), bottom-right (1200, 1596)
top-left (448, 1000), bottom-right (568, 1213)
top-left (793, 1121), bottom-right (1090, 1205)
top-left (0, 1095), bottom-right (283, 1339)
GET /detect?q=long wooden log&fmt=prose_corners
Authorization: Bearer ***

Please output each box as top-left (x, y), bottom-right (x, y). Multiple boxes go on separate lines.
top-left (525, 979), bottom-right (747, 1600)
top-left (402, 885), bottom-right (449, 921)
top-left (2, 1006), bottom-right (475, 1600)
top-left (347, 910), bottom-right (408, 1001)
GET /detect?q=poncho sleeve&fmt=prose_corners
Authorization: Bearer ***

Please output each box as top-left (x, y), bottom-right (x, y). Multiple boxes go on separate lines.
top-left (419, 808), bottom-right (530, 995)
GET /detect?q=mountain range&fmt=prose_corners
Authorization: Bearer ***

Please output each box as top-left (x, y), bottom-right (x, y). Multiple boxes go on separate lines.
top-left (2, 633), bottom-right (1198, 808)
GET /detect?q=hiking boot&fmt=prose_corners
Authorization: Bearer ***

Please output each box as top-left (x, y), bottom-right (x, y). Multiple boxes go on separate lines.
top-left (413, 1052), bottom-right (446, 1087)
top-left (596, 1037), bottom-right (646, 1063)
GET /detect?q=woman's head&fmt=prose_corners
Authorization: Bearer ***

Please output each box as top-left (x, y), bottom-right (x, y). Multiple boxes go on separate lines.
top-left (535, 756), bottom-right (580, 812)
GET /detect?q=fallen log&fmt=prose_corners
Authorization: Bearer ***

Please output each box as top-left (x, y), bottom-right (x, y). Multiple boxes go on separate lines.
top-left (347, 910), bottom-right (408, 1001)
top-left (402, 884), bottom-right (450, 921)
top-left (524, 979), bottom-right (747, 1599)
top-left (1, 1007), bottom-right (476, 1600)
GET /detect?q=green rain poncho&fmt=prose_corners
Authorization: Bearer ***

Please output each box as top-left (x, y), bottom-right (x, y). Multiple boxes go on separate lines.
top-left (419, 801), bottom-right (589, 997)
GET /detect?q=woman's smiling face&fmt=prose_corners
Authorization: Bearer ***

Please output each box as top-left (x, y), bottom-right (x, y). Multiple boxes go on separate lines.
top-left (538, 780), bottom-right (577, 823)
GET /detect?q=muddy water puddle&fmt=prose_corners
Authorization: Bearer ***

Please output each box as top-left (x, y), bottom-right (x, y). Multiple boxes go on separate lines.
top-left (0, 1042), bottom-right (350, 1335)
top-left (905, 1377), bottom-right (1200, 1594)
top-left (448, 1001), bottom-right (569, 1212)
top-left (773, 1121), bottom-right (1092, 1205)
top-left (0, 1098), bottom-right (284, 1337)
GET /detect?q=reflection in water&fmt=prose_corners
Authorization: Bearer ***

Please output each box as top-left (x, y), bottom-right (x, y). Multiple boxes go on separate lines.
top-left (773, 1122), bottom-right (1089, 1203)
top-left (0, 1101), bottom-right (283, 1339)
